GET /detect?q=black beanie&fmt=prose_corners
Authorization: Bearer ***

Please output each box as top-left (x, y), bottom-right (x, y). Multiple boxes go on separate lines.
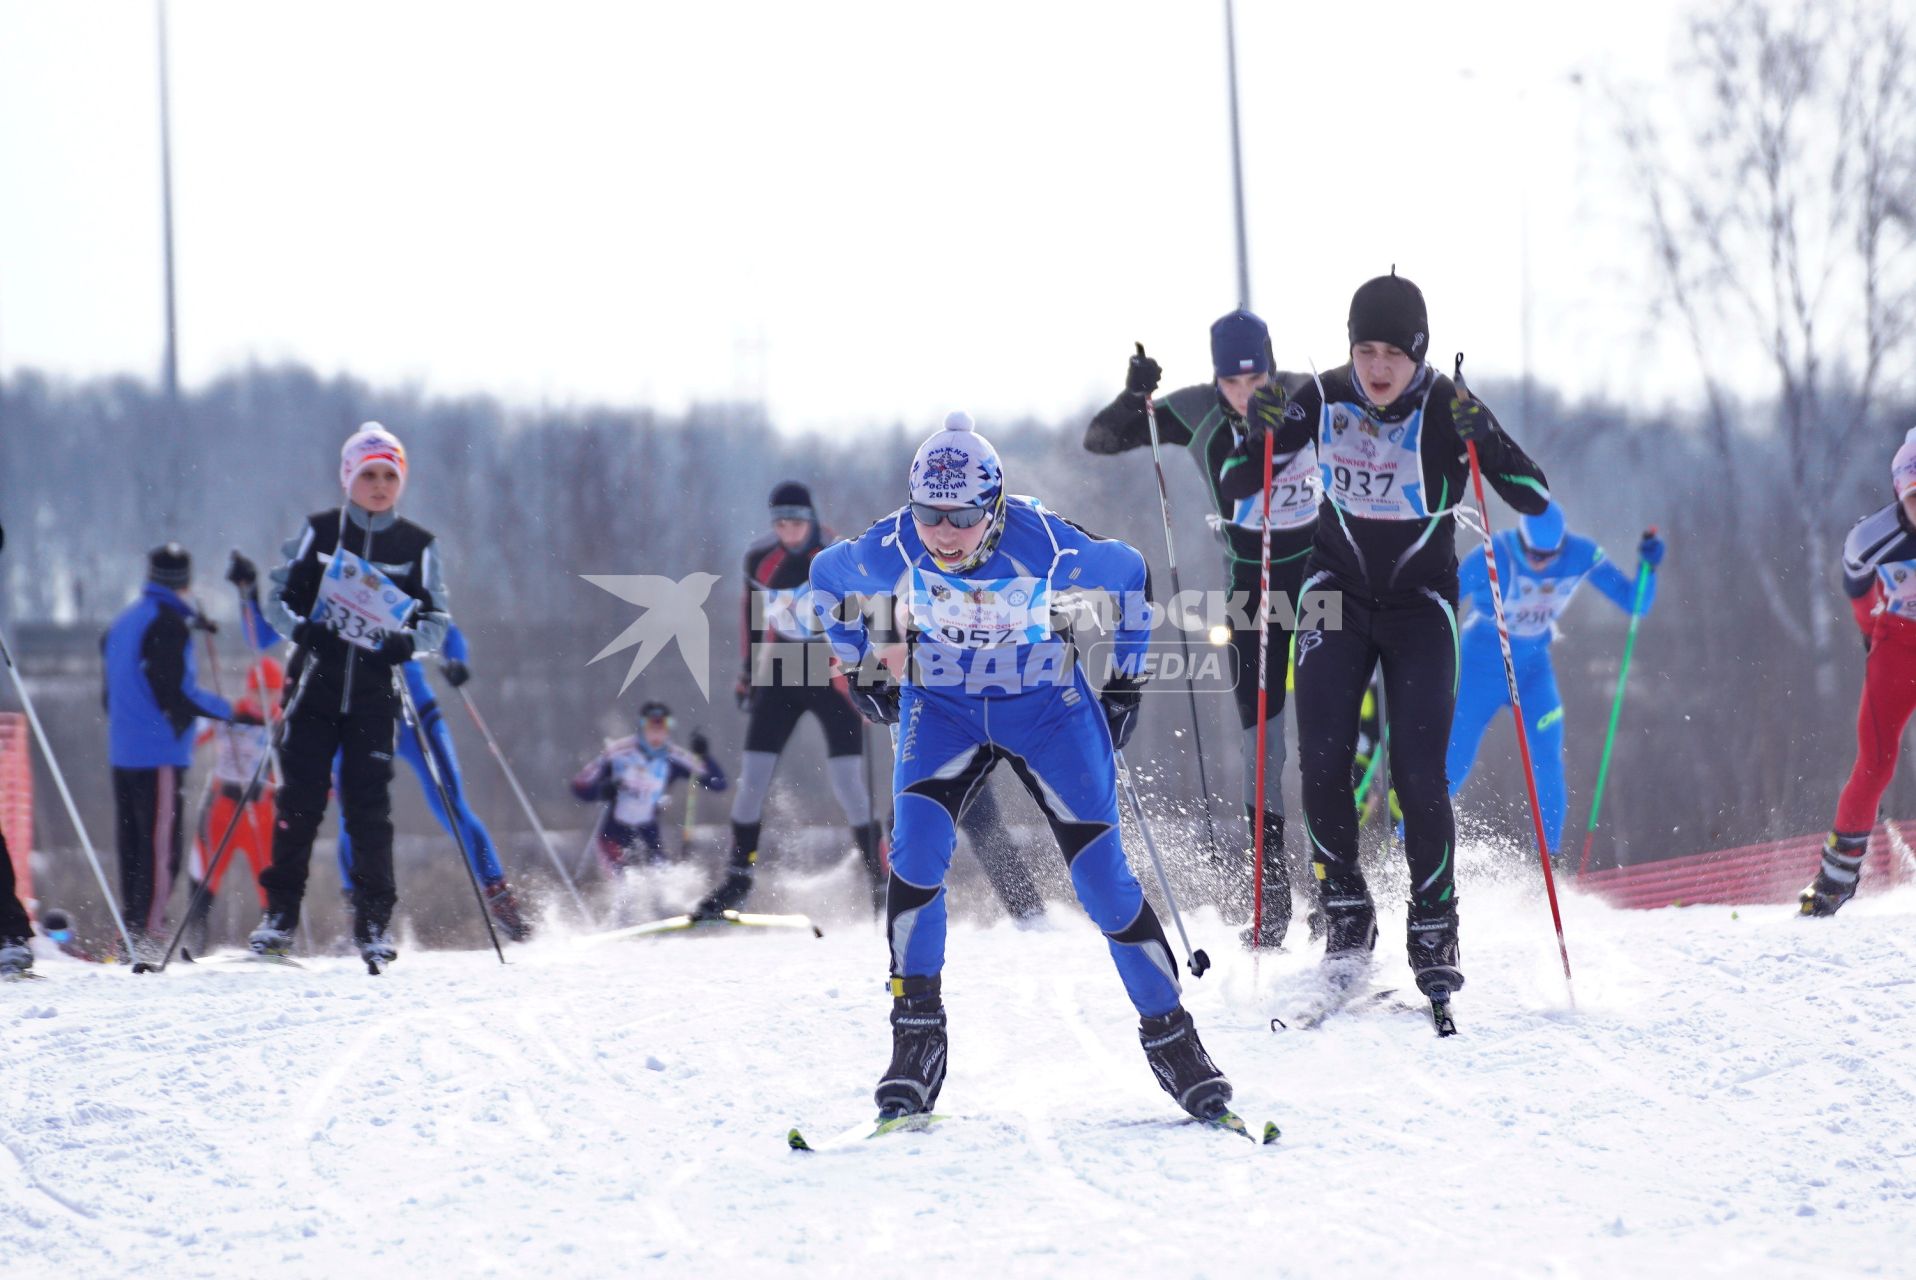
top-left (147, 542), bottom-right (191, 589)
top-left (1347, 269), bottom-right (1429, 363)
top-left (768, 481), bottom-right (816, 523)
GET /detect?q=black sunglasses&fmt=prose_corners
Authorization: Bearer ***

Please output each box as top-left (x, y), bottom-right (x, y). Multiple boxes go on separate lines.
top-left (911, 502), bottom-right (990, 529)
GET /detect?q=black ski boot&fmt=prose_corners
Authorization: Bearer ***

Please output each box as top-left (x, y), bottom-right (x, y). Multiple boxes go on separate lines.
top-left (355, 914), bottom-right (397, 972)
top-left (1318, 881), bottom-right (1378, 992)
top-left (874, 976), bottom-right (947, 1118)
top-left (1140, 1006), bottom-right (1232, 1121)
top-left (484, 880), bottom-right (533, 942)
top-left (692, 860), bottom-right (755, 920)
top-left (1799, 833), bottom-right (1866, 918)
top-left (249, 910), bottom-right (295, 956)
top-left (0, 936), bottom-right (32, 978)
top-left (1407, 899), bottom-right (1465, 999)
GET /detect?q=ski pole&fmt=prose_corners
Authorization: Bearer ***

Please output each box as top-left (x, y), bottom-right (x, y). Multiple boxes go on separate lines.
top-left (398, 674), bottom-right (505, 964)
top-left (1116, 748), bottom-right (1210, 978)
top-left (452, 684), bottom-right (588, 917)
top-left (133, 656), bottom-right (318, 973)
top-left (681, 766), bottom-right (699, 853)
top-left (1138, 344), bottom-right (1224, 869)
top-left (0, 623), bottom-right (139, 961)
top-left (1576, 536), bottom-right (1655, 878)
top-left (1454, 353), bottom-right (1574, 1002)
top-left (1251, 408), bottom-right (1277, 948)
top-left (574, 800), bottom-right (610, 881)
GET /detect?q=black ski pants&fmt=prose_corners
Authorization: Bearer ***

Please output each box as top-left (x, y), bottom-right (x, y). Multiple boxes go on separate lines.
top-left (262, 676), bottom-right (398, 933)
top-left (1294, 585), bottom-right (1460, 912)
top-left (0, 825), bottom-right (29, 941)
top-left (113, 765), bottom-right (185, 936)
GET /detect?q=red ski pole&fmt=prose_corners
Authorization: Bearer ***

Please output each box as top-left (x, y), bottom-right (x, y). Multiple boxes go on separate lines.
top-left (1454, 353), bottom-right (1575, 1003)
top-left (1250, 424), bottom-right (1276, 947)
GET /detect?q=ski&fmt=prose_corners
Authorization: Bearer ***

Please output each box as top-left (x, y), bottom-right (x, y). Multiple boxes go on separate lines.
top-left (181, 948), bottom-right (308, 970)
top-left (2, 969), bottom-right (45, 982)
top-left (788, 1112), bottom-right (948, 1152)
top-left (1274, 985), bottom-right (1400, 1031)
top-left (586, 909), bottom-right (823, 945)
top-left (1205, 1109), bottom-right (1280, 1144)
top-left (789, 1109), bottom-right (1278, 1151)
top-left (1429, 995), bottom-right (1458, 1037)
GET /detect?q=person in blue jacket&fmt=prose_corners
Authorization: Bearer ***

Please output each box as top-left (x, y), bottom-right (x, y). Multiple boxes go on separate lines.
top-left (809, 411), bottom-right (1235, 1126)
top-left (102, 544), bottom-right (254, 951)
top-left (1445, 502), bottom-right (1664, 863)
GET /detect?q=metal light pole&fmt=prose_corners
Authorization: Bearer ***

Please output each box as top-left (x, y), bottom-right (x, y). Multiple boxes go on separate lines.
top-left (155, 0), bottom-right (183, 529)
top-left (1223, 0), bottom-right (1250, 311)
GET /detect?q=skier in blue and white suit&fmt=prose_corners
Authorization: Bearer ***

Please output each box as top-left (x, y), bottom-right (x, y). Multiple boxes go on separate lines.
top-left (808, 412), bottom-right (1235, 1124)
top-left (1446, 501), bottom-right (1663, 862)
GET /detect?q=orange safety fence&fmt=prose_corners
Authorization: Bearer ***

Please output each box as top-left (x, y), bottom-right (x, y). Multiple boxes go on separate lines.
top-left (1578, 823), bottom-right (1915, 910)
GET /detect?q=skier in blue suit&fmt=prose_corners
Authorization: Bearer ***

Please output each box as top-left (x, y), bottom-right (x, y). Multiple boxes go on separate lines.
top-left (1445, 502), bottom-right (1664, 862)
top-left (809, 412), bottom-right (1235, 1125)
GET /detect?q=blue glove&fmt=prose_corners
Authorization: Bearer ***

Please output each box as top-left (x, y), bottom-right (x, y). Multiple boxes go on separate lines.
top-left (1638, 531), bottom-right (1665, 569)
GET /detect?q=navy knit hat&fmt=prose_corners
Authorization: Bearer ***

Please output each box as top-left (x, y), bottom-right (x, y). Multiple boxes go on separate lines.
top-left (768, 480), bottom-right (816, 524)
top-left (1210, 310), bottom-right (1271, 380)
top-left (1348, 269), bottom-right (1429, 363)
top-left (147, 542), bottom-right (191, 589)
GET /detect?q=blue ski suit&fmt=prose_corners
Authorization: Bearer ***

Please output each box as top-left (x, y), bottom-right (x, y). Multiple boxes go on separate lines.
top-left (1446, 531), bottom-right (1654, 853)
top-left (810, 497), bottom-right (1183, 1018)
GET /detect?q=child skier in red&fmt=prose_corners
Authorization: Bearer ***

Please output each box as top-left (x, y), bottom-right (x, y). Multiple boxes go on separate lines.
top-left (1803, 426), bottom-right (1916, 915)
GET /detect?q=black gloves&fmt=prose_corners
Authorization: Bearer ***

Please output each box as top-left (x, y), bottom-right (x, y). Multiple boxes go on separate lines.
top-left (1101, 674), bottom-right (1145, 750)
top-left (230, 707), bottom-right (266, 727)
top-left (441, 658), bottom-right (471, 687)
top-left (848, 676), bottom-right (901, 725)
top-left (226, 551), bottom-right (258, 590)
top-left (1126, 346), bottom-right (1162, 399)
top-left (1449, 395), bottom-right (1497, 443)
top-left (374, 632), bottom-right (416, 665)
top-left (1245, 382), bottom-right (1289, 444)
top-left (689, 730), bottom-right (711, 757)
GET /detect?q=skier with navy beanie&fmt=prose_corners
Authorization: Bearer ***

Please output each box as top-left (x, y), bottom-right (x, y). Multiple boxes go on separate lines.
top-left (1085, 310), bottom-right (1317, 948)
top-left (692, 480), bottom-right (884, 918)
top-left (1224, 270), bottom-right (1550, 1014)
top-left (812, 412), bottom-right (1238, 1127)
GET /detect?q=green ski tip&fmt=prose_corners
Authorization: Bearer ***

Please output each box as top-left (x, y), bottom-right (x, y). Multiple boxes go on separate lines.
top-left (1206, 1110), bottom-right (1253, 1140)
top-left (1261, 1120), bottom-right (1281, 1145)
top-left (871, 1112), bottom-right (945, 1138)
top-left (786, 1127), bottom-right (812, 1151)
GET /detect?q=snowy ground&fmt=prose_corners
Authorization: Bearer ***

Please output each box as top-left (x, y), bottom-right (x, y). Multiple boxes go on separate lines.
top-left (4, 857), bottom-right (1915, 1279)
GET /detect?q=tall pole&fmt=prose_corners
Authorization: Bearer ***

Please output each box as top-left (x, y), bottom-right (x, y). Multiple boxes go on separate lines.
top-left (157, 0), bottom-right (179, 407)
top-left (1222, 0), bottom-right (1250, 310)
top-left (155, 0), bottom-right (183, 532)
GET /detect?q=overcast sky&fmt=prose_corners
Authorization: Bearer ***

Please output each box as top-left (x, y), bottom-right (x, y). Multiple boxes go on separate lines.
top-left (0, 0), bottom-right (1692, 436)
